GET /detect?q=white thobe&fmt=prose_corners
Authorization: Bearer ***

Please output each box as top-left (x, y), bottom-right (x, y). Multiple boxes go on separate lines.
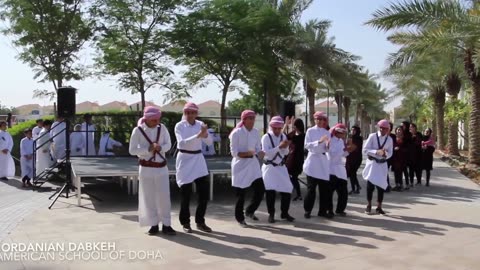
top-left (20, 137), bottom-right (34, 179)
top-left (303, 126), bottom-right (330, 181)
top-left (70, 132), bottom-right (85, 156)
top-left (362, 131), bottom-right (394, 189)
top-left (230, 126), bottom-right (262, 188)
top-left (261, 132), bottom-right (292, 193)
top-left (202, 129), bottom-right (220, 156)
top-left (80, 122), bottom-right (96, 156)
top-left (129, 123), bottom-right (172, 227)
top-left (175, 120), bottom-right (212, 186)
top-left (327, 136), bottom-right (349, 180)
top-left (50, 121), bottom-right (66, 160)
top-left (36, 128), bottom-right (54, 175)
top-left (98, 134), bottom-right (122, 156)
top-left (32, 126), bottom-right (42, 140)
top-left (0, 130), bottom-right (15, 178)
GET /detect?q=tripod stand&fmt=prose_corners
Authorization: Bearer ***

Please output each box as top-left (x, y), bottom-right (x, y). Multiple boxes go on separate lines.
top-left (48, 118), bottom-right (101, 209)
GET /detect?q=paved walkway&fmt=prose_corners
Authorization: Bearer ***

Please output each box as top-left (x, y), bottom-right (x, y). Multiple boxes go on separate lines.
top-left (1, 159), bottom-right (480, 270)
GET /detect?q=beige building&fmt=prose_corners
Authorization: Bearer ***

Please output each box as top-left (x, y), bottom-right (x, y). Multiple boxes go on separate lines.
top-left (161, 100), bottom-right (186, 113)
top-left (197, 100), bottom-right (221, 117)
top-left (100, 101), bottom-right (129, 111)
top-left (76, 101), bottom-right (100, 113)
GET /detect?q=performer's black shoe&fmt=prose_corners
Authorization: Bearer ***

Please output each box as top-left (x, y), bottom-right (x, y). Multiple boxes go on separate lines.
top-left (196, 223), bottom-right (212, 233)
top-left (335, 211), bottom-right (347, 217)
top-left (326, 212), bottom-right (335, 219)
top-left (348, 190), bottom-right (354, 195)
top-left (268, 215), bottom-right (275, 223)
top-left (148, 225), bottom-right (159, 235)
top-left (354, 189), bottom-right (360, 194)
top-left (162, 226), bottom-right (176, 236)
top-left (376, 208), bottom-right (386, 215)
top-left (304, 212), bottom-right (311, 219)
top-left (426, 182), bottom-right (430, 187)
top-left (238, 220), bottom-right (248, 228)
top-left (0, 177), bottom-right (9, 181)
top-left (365, 205), bottom-right (372, 214)
top-left (404, 186), bottom-right (410, 191)
top-left (385, 185), bottom-right (392, 193)
top-left (183, 224), bottom-right (193, 233)
top-left (280, 213), bottom-right (295, 222)
top-left (416, 181), bottom-right (422, 186)
top-left (246, 212), bottom-right (259, 221)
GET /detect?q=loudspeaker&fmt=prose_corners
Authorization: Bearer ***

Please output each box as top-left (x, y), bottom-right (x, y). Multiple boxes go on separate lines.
top-left (57, 87), bottom-right (76, 117)
top-left (281, 100), bottom-right (296, 118)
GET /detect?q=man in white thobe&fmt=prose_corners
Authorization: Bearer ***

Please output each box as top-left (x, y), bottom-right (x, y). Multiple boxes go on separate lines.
top-left (303, 111), bottom-right (333, 219)
top-left (80, 114), bottom-right (96, 156)
top-left (175, 102), bottom-right (213, 233)
top-left (50, 116), bottom-right (66, 161)
top-left (327, 123), bottom-right (351, 216)
top-left (32, 119), bottom-right (43, 140)
top-left (98, 132), bottom-right (122, 156)
top-left (261, 116), bottom-right (294, 223)
top-left (362, 119), bottom-right (394, 215)
top-left (202, 128), bottom-right (220, 156)
top-left (70, 124), bottom-right (85, 156)
top-left (129, 106), bottom-right (176, 236)
top-left (36, 120), bottom-right (54, 176)
top-left (0, 121), bottom-right (15, 180)
top-left (20, 128), bottom-right (34, 186)
top-left (230, 110), bottom-right (265, 227)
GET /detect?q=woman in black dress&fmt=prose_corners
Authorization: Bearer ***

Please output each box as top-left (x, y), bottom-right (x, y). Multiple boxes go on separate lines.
top-left (346, 125), bottom-right (363, 194)
top-left (286, 118), bottom-right (306, 201)
top-left (421, 128), bottom-right (435, 186)
top-left (392, 126), bottom-right (408, 191)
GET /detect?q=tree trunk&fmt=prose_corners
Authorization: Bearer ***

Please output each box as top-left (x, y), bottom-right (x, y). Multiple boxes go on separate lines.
top-left (140, 90), bottom-right (146, 112)
top-left (220, 83), bottom-right (230, 155)
top-left (464, 49), bottom-right (480, 165)
top-left (343, 97), bottom-right (351, 129)
top-left (469, 81), bottom-right (480, 164)
top-left (431, 86), bottom-right (446, 150)
top-left (267, 82), bottom-right (279, 117)
top-left (446, 73), bottom-right (461, 156)
top-left (304, 78), bottom-right (315, 126)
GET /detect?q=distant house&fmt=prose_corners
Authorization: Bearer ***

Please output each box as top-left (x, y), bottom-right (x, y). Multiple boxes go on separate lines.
top-left (76, 101), bottom-right (100, 113)
top-left (295, 99), bottom-right (338, 124)
top-left (197, 100), bottom-right (221, 117)
top-left (15, 104), bottom-right (42, 116)
top-left (100, 101), bottom-right (129, 111)
top-left (128, 101), bottom-right (160, 111)
top-left (161, 100), bottom-right (186, 113)
top-left (14, 104), bottom-right (54, 123)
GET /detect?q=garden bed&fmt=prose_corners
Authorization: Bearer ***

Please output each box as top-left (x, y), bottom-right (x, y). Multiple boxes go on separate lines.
top-left (439, 150), bottom-right (480, 185)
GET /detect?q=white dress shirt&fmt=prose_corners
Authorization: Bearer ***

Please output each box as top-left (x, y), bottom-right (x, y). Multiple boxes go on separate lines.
top-left (362, 131), bottom-right (394, 189)
top-left (230, 126), bottom-right (262, 188)
top-left (175, 120), bottom-right (212, 186)
top-left (303, 126), bottom-right (330, 181)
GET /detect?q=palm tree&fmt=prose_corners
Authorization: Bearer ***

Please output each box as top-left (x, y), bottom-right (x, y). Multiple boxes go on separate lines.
top-left (366, 0), bottom-right (478, 158)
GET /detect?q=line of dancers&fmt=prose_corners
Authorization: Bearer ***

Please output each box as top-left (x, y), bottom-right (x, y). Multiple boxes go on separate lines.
top-left (129, 104), bottom-right (414, 236)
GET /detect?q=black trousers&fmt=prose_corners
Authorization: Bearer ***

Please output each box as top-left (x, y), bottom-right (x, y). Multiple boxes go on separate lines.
top-left (347, 164), bottom-right (361, 191)
top-left (234, 178), bottom-right (265, 222)
top-left (179, 175), bottom-right (209, 225)
top-left (290, 173), bottom-right (302, 197)
top-left (408, 164), bottom-right (422, 184)
top-left (424, 170), bottom-right (431, 185)
top-left (265, 190), bottom-right (291, 216)
top-left (331, 175), bottom-right (348, 213)
top-left (366, 181), bottom-right (384, 203)
top-left (304, 176), bottom-right (333, 215)
top-left (394, 169), bottom-right (404, 186)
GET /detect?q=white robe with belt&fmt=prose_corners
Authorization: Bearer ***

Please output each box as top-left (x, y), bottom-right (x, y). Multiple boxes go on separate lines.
top-left (327, 136), bottom-right (349, 181)
top-left (98, 134), bottom-right (122, 156)
top-left (202, 129), bottom-right (220, 156)
top-left (362, 131), bottom-right (394, 190)
top-left (129, 123), bottom-right (172, 227)
top-left (261, 132), bottom-right (292, 193)
top-left (230, 126), bottom-right (262, 189)
top-left (80, 122), bottom-right (96, 156)
top-left (70, 132), bottom-right (85, 156)
top-left (175, 120), bottom-right (212, 187)
top-left (50, 121), bottom-right (66, 160)
top-left (0, 130), bottom-right (15, 178)
top-left (36, 128), bottom-right (54, 175)
top-left (32, 126), bottom-right (42, 140)
top-left (303, 126), bottom-right (330, 181)
top-left (20, 137), bottom-right (34, 179)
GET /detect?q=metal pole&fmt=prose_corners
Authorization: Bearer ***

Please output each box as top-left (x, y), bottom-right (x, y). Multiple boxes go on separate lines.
top-left (305, 80), bottom-right (308, 126)
top-left (327, 88), bottom-right (330, 123)
top-left (263, 79), bottom-right (268, 134)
